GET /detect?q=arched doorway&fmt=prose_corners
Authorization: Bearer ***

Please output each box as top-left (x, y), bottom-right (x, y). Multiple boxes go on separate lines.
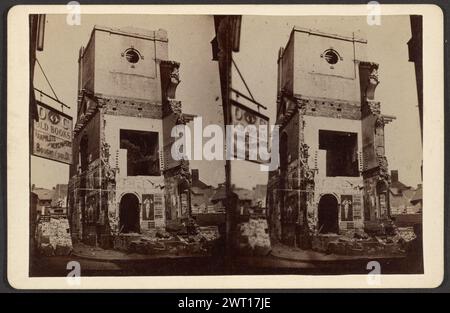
top-left (318, 194), bottom-right (339, 234)
top-left (119, 193), bottom-right (140, 233)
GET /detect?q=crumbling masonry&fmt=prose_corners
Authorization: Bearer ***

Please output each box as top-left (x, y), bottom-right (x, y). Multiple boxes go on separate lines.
top-left (67, 26), bottom-right (193, 246)
top-left (267, 27), bottom-right (395, 249)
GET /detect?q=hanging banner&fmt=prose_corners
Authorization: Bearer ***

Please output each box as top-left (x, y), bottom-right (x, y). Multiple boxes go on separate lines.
top-left (32, 101), bottom-right (73, 164)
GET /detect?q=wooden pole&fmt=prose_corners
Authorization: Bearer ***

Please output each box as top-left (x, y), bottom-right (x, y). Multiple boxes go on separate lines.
top-left (216, 16), bottom-right (234, 261)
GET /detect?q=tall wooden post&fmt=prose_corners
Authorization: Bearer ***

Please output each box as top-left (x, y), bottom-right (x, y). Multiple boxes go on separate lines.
top-left (215, 16), bottom-right (234, 261)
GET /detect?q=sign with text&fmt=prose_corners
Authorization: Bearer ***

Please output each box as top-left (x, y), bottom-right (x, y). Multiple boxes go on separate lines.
top-left (33, 101), bottom-right (73, 164)
top-left (230, 100), bottom-right (269, 164)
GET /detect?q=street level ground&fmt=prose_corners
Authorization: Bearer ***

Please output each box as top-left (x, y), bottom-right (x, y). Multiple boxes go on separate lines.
top-left (29, 242), bottom-right (421, 277)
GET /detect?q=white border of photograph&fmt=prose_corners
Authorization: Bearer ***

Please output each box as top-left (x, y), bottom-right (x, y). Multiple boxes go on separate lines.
top-left (7, 4), bottom-right (444, 289)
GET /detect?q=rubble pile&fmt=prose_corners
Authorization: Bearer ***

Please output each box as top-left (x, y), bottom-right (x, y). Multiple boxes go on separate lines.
top-left (394, 227), bottom-right (416, 242)
top-left (237, 218), bottom-right (271, 256)
top-left (311, 234), bottom-right (340, 253)
top-left (36, 217), bottom-right (73, 256)
top-left (116, 225), bottom-right (221, 256)
top-left (113, 233), bottom-right (142, 251)
top-left (312, 226), bottom-right (417, 256)
top-left (197, 226), bottom-right (220, 242)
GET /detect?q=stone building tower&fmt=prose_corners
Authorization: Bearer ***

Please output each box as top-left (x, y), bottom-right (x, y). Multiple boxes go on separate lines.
top-left (67, 26), bottom-right (193, 246)
top-left (267, 27), bottom-right (394, 248)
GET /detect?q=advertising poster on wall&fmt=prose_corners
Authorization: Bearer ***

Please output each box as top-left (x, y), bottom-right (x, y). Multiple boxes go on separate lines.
top-left (341, 195), bottom-right (353, 221)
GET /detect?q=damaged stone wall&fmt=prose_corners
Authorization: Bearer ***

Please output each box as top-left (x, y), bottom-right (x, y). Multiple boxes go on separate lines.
top-left (68, 107), bottom-right (103, 245)
top-left (302, 113), bottom-right (365, 233)
top-left (359, 61), bottom-right (394, 224)
top-left (68, 26), bottom-right (192, 248)
top-left (267, 27), bottom-right (395, 250)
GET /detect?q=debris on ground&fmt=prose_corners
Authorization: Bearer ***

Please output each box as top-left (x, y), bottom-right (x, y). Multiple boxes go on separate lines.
top-left (114, 222), bottom-right (221, 256)
top-left (311, 225), bottom-right (417, 256)
top-left (395, 227), bottom-right (416, 242)
top-left (35, 216), bottom-right (73, 256)
top-left (237, 218), bottom-right (271, 256)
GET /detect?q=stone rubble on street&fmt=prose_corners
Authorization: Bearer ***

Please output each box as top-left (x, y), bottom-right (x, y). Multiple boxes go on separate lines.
top-left (113, 223), bottom-right (221, 256)
top-left (237, 218), bottom-right (271, 256)
top-left (35, 216), bottom-right (73, 256)
top-left (311, 226), bottom-right (416, 256)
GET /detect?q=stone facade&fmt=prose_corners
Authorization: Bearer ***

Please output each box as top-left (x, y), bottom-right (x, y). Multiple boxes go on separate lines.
top-left (67, 26), bottom-right (193, 247)
top-left (267, 27), bottom-right (395, 249)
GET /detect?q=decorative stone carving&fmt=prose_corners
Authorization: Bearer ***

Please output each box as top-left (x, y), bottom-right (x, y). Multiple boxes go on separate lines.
top-left (300, 143), bottom-right (310, 165)
top-left (367, 100), bottom-right (381, 116)
top-left (160, 60), bottom-right (187, 126)
top-left (297, 101), bottom-right (307, 115)
top-left (304, 169), bottom-right (315, 182)
top-left (101, 141), bottom-right (110, 160)
top-left (377, 155), bottom-right (390, 181)
top-left (375, 116), bottom-right (385, 129)
top-left (362, 62), bottom-right (379, 101)
top-left (160, 60), bottom-right (181, 100)
top-left (176, 158), bottom-right (192, 191)
top-left (164, 99), bottom-right (187, 125)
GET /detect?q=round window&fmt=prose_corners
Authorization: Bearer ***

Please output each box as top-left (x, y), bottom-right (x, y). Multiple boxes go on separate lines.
top-left (125, 49), bottom-right (140, 64)
top-left (323, 49), bottom-right (339, 65)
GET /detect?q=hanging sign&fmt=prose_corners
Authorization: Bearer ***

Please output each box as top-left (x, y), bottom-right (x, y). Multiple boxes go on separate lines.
top-left (32, 101), bottom-right (73, 164)
top-left (229, 100), bottom-right (269, 164)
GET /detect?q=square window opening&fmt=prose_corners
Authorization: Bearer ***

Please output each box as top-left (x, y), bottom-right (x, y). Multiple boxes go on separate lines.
top-left (319, 130), bottom-right (358, 177)
top-left (120, 129), bottom-right (160, 176)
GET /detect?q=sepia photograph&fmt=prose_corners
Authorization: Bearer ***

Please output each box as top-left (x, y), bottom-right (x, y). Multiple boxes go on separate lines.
top-left (6, 4), bottom-right (444, 289)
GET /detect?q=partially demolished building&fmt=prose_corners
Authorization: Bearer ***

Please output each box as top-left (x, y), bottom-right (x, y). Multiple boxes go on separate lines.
top-left (267, 27), bottom-right (395, 249)
top-left (67, 26), bottom-right (193, 246)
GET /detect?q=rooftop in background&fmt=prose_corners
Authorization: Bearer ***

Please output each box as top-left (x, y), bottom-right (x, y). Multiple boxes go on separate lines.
top-left (410, 185), bottom-right (422, 205)
top-left (31, 187), bottom-right (54, 201)
top-left (191, 169), bottom-right (212, 190)
top-left (389, 170), bottom-right (412, 195)
top-left (233, 188), bottom-right (254, 202)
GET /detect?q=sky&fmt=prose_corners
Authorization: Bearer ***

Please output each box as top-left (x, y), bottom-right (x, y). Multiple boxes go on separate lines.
top-left (31, 14), bottom-right (422, 191)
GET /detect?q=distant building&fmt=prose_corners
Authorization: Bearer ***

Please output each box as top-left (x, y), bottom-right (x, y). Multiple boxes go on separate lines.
top-left (233, 187), bottom-right (255, 216)
top-left (31, 185), bottom-right (69, 215)
top-left (410, 184), bottom-right (422, 210)
top-left (389, 170), bottom-right (421, 215)
top-left (31, 186), bottom-right (54, 215)
top-left (253, 184), bottom-right (267, 215)
top-left (210, 183), bottom-right (227, 213)
top-left (210, 184), bottom-right (255, 220)
top-left (210, 184), bottom-right (267, 217)
top-left (190, 169), bottom-right (216, 214)
top-left (51, 184), bottom-right (68, 214)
